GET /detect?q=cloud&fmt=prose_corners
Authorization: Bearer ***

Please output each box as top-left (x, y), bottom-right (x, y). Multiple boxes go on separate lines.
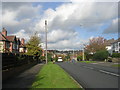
top-left (2, 2), bottom-right (42, 34)
top-left (2, 1), bottom-right (118, 50)
top-left (47, 29), bottom-right (77, 43)
top-left (0, 2), bottom-right (2, 30)
top-left (32, 2), bottom-right (117, 49)
top-left (103, 18), bottom-right (118, 34)
top-left (12, 29), bottom-right (30, 42)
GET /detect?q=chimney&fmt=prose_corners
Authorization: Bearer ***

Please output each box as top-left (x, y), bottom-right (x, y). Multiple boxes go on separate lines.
top-left (21, 38), bottom-right (25, 45)
top-left (2, 27), bottom-right (7, 36)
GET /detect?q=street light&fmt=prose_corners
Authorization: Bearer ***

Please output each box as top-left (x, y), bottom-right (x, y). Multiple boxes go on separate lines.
top-left (80, 44), bottom-right (85, 61)
top-left (45, 20), bottom-right (47, 64)
top-left (73, 49), bottom-right (74, 59)
top-left (82, 44), bottom-right (86, 61)
top-left (82, 47), bottom-right (84, 61)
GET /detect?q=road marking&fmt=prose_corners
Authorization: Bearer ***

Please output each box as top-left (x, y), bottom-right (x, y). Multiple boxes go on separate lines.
top-left (99, 70), bottom-right (119, 77)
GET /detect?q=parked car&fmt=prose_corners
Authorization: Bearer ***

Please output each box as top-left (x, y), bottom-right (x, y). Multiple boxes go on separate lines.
top-left (58, 57), bottom-right (63, 62)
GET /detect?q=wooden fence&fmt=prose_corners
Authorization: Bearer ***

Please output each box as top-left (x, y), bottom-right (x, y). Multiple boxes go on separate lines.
top-left (2, 53), bottom-right (37, 70)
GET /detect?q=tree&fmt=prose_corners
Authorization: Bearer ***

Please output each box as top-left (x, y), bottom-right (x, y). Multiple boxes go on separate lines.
top-left (26, 33), bottom-right (42, 59)
top-left (77, 56), bottom-right (82, 61)
top-left (47, 52), bottom-right (53, 62)
top-left (85, 37), bottom-right (106, 54)
top-left (65, 54), bottom-right (70, 61)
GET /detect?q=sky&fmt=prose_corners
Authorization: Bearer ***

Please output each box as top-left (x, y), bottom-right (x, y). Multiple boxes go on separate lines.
top-left (0, 0), bottom-right (119, 50)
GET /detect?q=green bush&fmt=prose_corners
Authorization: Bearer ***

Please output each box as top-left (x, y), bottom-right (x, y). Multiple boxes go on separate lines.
top-left (77, 55), bottom-right (86, 61)
top-left (77, 56), bottom-right (82, 61)
top-left (85, 53), bottom-right (93, 60)
top-left (93, 50), bottom-right (109, 61)
top-left (40, 56), bottom-right (45, 61)
top-left (64, 55), bottom-right (70, 61)
top-left (54, 57), bottom-right (58, 62)
top-left (112, 53), bottom-right (120, 58)
top-left (47, 53), bottom-right (53, 62)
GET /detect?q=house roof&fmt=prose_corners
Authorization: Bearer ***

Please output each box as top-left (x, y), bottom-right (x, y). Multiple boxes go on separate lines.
top-left (6, 36), bottom-right (16, 42)
top-left (0, 32), bottom-right (8, 41)
top-left (105, 39), bottom-right (115, 46)
top-left (112, 38), bottom-right (120, 43)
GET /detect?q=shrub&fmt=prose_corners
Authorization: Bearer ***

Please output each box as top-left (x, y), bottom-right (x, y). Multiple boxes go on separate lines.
top-left (85, 53), bottom-right (93, 60)
top-left (54, 57), bottom-right (58, 62)
top-left (77, 56), bottom-right (82, 61)
top-left (77, 55), bottom-right (86, 61)
top-left (40, 56), bottom-right (45, 61)
top-left (93, 50), bottom-right (109, 61)
top-left (65, 55), bottom-right (70, 61)
top-left (112, 53), bottom-right (120, 58)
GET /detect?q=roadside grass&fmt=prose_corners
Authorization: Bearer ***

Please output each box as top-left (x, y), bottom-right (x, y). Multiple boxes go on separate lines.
top-left (112, 64), bottom-right (120, 67)
top-left (31, 62), bottom-right (81, 88)
top-left (79, 61), bottom-right (97, 63)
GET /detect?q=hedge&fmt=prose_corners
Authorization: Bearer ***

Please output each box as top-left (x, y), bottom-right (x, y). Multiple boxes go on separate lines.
top-left (93, 50), bottom-right (109, 61)
top-left (112, 53), bottom-right (120, 58)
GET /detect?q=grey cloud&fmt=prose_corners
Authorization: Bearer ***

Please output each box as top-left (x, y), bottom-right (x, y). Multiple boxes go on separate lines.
top-left (49, 2), bottom-right (117, 33)
top-left (1, 2), bottom-right (118, 50)
top-left (103, 18), bottom-right (118, 34)
top-left (2, 2), bottom-right (31, 11)
top-left (2, 2), bottom-right (41, 35)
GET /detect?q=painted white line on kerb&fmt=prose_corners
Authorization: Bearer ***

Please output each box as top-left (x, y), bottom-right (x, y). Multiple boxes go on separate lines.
top-left (99, 70), bottom-right (120, 77)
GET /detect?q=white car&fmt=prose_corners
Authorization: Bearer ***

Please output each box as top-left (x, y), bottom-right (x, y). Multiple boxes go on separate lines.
top-left (58, 57), bottom-right (63, 62)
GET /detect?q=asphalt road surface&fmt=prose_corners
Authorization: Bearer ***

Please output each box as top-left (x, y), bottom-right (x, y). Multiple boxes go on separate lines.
top-left (57, 62), bottom-right (119, 89)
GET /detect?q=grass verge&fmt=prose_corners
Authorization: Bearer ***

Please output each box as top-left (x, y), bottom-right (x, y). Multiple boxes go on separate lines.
top-left (112, 64), bottom-right (120, 67)
top-left (31, 62), bottom-right (81, 88)
top-left (79, 61), bottom-right (97, 63)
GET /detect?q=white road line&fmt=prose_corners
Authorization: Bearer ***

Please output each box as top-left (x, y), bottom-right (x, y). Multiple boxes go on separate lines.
top-left (99, 70), bottom-right (119, 77)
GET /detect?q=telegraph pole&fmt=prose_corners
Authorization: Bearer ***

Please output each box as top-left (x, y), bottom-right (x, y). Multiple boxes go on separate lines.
top-left (45, 20), bottom-right (48, 64)
top-left (82, 46), bottom-right (85, 61)
top-left (73, 49), bottom-right (74, 59)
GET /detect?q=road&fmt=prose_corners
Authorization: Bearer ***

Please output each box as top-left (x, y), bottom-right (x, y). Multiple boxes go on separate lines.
top-left (57, 62), bottom-right (119, 89)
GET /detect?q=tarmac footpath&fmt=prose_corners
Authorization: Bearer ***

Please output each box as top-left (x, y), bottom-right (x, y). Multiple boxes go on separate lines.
top-left (2, 64), bottom-right (43, 89)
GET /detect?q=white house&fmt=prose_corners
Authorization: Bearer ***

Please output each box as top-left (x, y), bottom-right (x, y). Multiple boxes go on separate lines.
top-left (111, 38), bottom-right (120, 54)
top-left (106, 45), bottom-right (112, 55)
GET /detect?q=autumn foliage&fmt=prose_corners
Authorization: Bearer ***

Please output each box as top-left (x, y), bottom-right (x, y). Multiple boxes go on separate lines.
top-left (85, 37), bottom-right (106, 54)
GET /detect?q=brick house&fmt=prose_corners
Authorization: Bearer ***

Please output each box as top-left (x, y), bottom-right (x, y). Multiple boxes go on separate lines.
top-left (19, 38), bottom-right (27, 53)
top-left (0, 28), bottom-right (26, 53)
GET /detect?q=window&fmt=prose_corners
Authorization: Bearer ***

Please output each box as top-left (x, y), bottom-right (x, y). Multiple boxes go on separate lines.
top-left (13, 43), bottom-right (15, 49)
top-left (6, 42), bottom-right (10, 48)
top-left (17, 45), bottom-right (19, 49)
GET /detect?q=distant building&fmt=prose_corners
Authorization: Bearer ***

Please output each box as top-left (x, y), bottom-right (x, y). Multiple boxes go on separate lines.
top-left (0, 28), bottom-right (26, 53)
top-left (111, 38), bottom-right (120, 53)
top-left (19, 38), bottom-right (27, 53)
top-left (105, 38), bottom-right (115, 55)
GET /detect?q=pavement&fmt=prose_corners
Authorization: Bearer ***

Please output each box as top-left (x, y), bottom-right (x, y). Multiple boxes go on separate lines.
top-left (2, 64), bottom-right (43, 88)
top-left (91, 62), bottom-right (119, 68)
top-left (57, 62), bottom-right (119, 89)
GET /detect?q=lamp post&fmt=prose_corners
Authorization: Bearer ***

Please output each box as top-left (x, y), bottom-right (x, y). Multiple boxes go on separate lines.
top-left (73, 49), bottom-right (74, 59)
top-left (45, 20), bottom-right (47, 64)
top-left (82, 47), bottom-right (84, 61)
top-left (82, 44), bottom-right (86, 61)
